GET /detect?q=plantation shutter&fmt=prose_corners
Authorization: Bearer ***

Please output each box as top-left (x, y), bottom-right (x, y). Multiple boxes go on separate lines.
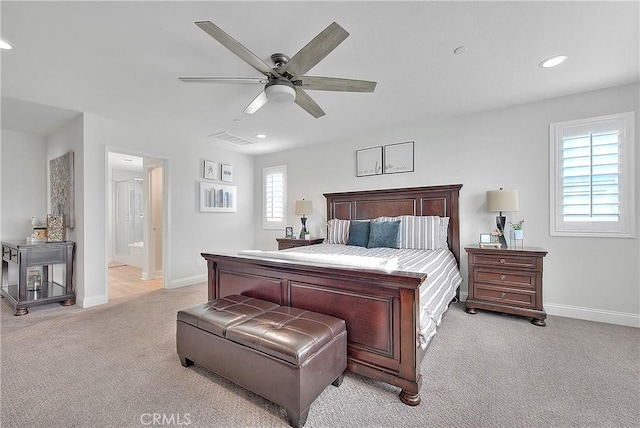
top-left (561, 124), bottom-right (620, 222)
top-left (550, 112), bottom-right (635, 238)
top-left (263, 166), bottom-right (287, 229)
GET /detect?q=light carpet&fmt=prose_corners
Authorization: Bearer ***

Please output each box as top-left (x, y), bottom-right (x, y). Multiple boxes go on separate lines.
top-left (1, 284), bottom-right (638, 428)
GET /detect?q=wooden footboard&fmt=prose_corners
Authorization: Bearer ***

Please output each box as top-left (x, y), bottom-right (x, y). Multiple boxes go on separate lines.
top-left (201, 253), bottom-right (428, 404)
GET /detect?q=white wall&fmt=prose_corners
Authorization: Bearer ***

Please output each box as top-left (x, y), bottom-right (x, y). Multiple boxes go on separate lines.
top-left (81, 114), bottom-right (255, 303)
top-left (0, 129), bottom-right (48, 240)
top-left (254, 82), bottom-right (640, 327)
top-left (1, 114), bottom-right (255, 308)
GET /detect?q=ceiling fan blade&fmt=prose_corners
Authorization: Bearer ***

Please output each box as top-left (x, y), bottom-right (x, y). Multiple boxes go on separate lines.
top-left (179, 77), bottom-right (268, 84)
top-left (297, 76), bottom-right (376, 92)
top-left (280, 22), bottom-right (349, 79)
top-left (294, 89), bottom-right (326, 118)
top-left (243, 91), bottom-right (269, 115)
top-left (195, 21), bottom-right (280, 79)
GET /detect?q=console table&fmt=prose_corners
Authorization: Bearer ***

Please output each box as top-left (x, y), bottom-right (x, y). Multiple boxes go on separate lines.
top-left (1, 240), bottom-right (75, 316)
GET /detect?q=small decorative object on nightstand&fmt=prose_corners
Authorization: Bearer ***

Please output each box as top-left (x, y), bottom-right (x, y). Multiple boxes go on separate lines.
top-left (465, 245), bottom-right (548, 326)
top-left (276, 238), bottom-right (324, 250)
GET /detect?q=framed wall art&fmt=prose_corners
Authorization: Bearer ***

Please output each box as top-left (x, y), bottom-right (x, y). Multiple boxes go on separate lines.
top-left (384, 141), bottom-right (414, 174)
top-left (50, 151), bottom-right (75, 228)
top-left (221, 164), bottom-right (233, 182)
top-left (200, 182), bottom-right (237, 212)
top-left (203, 160), bottom-right (218, 180)
top-left (356, 146), bottom-right (383, 177)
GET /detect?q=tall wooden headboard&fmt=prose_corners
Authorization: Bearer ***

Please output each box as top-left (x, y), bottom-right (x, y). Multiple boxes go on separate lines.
top-left (323, 184), bottom-right (463, 265)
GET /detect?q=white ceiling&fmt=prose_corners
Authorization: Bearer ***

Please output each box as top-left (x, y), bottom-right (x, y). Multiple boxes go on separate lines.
top-left (1, 1), bottom-right (638, 155)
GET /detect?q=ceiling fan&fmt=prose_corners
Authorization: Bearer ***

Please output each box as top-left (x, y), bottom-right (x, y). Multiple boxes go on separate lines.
top-left (179, 21), bottom-right (377, 118)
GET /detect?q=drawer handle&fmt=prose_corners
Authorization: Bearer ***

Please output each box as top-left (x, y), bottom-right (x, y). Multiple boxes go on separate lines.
top-left (500, 275), bottom-right (506, 281)
top-left (499, 258), bottom-right (506, 264)
top-left (500, 292), bottom-right (506, 298)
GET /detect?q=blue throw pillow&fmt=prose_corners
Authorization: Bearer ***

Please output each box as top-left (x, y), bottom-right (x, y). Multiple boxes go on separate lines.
top-left (367, 220), bottom-right (401, 249)
top-left (347, 220), bottom-right (370, 247)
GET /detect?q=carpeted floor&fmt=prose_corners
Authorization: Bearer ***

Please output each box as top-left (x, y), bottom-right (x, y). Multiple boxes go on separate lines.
top-left (1, 284), bottom-right (638, 428)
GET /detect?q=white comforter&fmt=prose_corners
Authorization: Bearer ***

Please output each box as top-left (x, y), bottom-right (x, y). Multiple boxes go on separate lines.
top-left (239, 243), bottom-right (462, 349)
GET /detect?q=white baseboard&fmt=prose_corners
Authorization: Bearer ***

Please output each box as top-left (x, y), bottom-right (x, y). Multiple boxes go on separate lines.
top-left (167, 274), bottom-right (207, 289)
top-left (545, 302), bottom-right (640, 328)
top-left (77, 294), bottom-right (108, 308)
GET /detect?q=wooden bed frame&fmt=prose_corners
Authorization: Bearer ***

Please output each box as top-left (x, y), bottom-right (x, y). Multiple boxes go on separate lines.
top-left (202, 184), bottom-right (462, 405)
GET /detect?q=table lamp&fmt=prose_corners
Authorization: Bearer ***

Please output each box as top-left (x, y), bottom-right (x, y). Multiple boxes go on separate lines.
top-left (486, 188), bottom-right (519, 248)
top-left (294, 199), bottom-right (313, 238)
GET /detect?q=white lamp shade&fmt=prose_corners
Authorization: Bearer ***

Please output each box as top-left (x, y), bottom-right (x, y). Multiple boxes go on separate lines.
top-left (486, 189), bottom-right (519, 212)
top-left (265, 82), bottom-right (296, 103)
top-left (294, 199), bottom-right (313, 215)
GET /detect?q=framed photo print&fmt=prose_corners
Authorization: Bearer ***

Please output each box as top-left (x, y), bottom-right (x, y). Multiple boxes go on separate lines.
top-left (221, 164), bottom-right (233, 182)
top-left (356, 146), bottom-right (383, 177)
top-left (285, 226), bottom-right (294, 238)
top-left (203, 160), bottom-right (218, 180)
top-left (200, 182), bottom-right (237, 212)
top-left (384, 141), bottom-right (414, 174)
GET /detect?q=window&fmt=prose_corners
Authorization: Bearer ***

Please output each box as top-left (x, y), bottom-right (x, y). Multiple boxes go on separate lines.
top-left (550, 112), bottom-right (635, 238)
top-left (263, 165), bottom-right (287, 229)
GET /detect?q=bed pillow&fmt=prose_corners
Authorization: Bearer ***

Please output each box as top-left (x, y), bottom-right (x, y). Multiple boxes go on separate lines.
top-left (346, 220), bottom-right (370, 247)
top-left (398, 215), bottom-right (449, 250)
top-left (367, 220), bottom-right (401, 249)
top-left (326, 219), bottom-right (350, 244)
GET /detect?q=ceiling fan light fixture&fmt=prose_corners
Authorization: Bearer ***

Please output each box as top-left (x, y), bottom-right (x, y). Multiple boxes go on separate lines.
top-left (265, 81), bottom-right (296, 103)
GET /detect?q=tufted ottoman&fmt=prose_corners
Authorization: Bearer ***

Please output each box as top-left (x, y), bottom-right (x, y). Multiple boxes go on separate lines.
top-left (177, 295), bottom-right (347, 427)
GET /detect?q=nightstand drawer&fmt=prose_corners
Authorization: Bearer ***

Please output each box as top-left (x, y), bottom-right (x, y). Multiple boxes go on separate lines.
top-left (475, 285), bottom-right (535, 308)
top-left (474, 269), bottom-right (536, 290)
top-left (472, 254), bottom-right (538, 270)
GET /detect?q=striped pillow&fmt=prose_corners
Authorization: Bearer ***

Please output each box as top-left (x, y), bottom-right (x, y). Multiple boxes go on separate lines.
top-left (326, 219), bottom-right (350, 244)
top-left (373, 215), bottom-right (449, 250)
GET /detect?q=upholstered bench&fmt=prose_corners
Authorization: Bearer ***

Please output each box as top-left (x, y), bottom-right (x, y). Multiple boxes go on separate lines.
top-left (176, 295), bottom-right (347, 428)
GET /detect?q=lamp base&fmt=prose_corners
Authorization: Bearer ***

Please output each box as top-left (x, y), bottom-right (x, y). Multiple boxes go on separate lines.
top-left (299, 216), bottom-right (308, 238)
top-left (496, 215), bottom-right (508, 248)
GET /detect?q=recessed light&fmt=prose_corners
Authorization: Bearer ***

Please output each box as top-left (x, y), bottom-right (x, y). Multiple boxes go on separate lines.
top-left (539, 55), bottom-right (567, 68)
top-left (453, 46), bottom-right (467, 55)
top-left (0, 39), bottom-right (13, 50)
top-left (255, 134), bottom-right (267, 139)
top-left (122, 158), bottom-right (133, 162)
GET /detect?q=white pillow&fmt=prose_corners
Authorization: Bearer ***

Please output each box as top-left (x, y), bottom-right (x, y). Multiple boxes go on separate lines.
top-left (374, 215), bottom-right (448, 250)
top-left (326, 219), bottom-right (350, 244)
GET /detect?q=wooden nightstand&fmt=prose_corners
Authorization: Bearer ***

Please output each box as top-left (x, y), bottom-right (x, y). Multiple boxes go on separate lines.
top-left (465, 245), bottom-right (548, 326)
top-left (276, 238), bottom-right (324, 250)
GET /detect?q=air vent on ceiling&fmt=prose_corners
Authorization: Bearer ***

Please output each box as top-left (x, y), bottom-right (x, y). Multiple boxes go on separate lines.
top-left (208, 131), bottom-right (255, 146)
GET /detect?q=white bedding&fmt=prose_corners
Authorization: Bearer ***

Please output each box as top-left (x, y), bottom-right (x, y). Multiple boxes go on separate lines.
top-left (238, 243), bottom-right (462, 349)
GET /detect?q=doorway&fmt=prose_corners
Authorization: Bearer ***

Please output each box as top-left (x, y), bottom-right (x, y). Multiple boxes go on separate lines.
top-left (107, 151), bottom-right (166, 299)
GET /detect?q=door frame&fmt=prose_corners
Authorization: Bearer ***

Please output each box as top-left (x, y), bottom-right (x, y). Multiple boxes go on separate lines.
top-left (105, 146), bottom-right (170, 294)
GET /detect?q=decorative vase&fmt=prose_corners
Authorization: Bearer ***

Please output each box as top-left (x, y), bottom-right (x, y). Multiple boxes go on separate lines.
top-left (47, 214), bottom-right (65, 242)
top-left (513, 230), bottom-right (524, 240)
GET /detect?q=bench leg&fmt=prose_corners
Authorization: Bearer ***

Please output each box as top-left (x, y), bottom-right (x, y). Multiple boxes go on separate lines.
top-left (179, 355), bottom-right (194, 367)
top-left (286, 409), bottom-right (309, 428)
top-left (331, 372), bottom-right (345, 387)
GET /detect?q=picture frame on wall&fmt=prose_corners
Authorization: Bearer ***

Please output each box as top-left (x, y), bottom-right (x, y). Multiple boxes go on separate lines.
top-left (203, 160), bottom-right (218, 180)
top-left (200, 182), bottom-right (237, 212)
top-left (356, 146), bottom-right (383, 177)
top-left (50, 151), bottom-right (75, 228)
top-left (384, 141), bottom-right (414, 174)
top-left (221, 164), bottom-right (233, 182)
